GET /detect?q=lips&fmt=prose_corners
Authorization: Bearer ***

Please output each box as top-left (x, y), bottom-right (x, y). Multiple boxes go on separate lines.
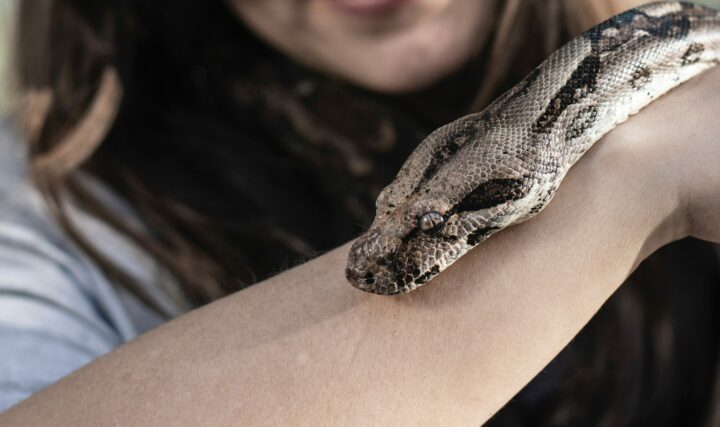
top-left (324, 0), bottom-right (411, 17)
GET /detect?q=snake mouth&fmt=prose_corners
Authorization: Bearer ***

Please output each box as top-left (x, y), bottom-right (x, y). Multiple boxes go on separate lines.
top-left (346, 262), bottom-right (425, 295)
top-left (351, 282), bottom-right (413, 296)
top-left (345, 266), bottom-right (416, 295)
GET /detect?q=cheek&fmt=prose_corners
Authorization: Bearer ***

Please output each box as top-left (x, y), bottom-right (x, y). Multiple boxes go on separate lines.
top-left (229, 0), bottom-right (315, 55)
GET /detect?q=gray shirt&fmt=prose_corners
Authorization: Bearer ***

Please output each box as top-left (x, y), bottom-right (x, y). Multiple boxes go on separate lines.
top-left (0, 119), bottom-right (187, 411)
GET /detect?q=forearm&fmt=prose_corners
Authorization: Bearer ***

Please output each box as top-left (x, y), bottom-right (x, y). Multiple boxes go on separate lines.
top-left (1, 124), bottom-right (679, 426)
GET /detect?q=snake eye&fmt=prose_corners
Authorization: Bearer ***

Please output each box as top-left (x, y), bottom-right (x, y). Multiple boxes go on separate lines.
top-left (419, 211), bottom-right (445, 234)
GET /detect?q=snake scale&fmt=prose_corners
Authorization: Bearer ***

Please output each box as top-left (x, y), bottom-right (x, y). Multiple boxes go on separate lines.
top-left (345, 1), bottom-right (720, 295)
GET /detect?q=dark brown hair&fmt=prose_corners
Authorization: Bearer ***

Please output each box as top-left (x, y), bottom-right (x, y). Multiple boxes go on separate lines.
top-left (15, 0), bottom-right (603, 310)
top-left (15, 0), bottom-right (720, 424)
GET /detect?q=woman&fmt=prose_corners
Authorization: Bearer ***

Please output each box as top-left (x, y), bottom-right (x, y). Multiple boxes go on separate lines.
top-left (1, 0), bottom-right (719, 424)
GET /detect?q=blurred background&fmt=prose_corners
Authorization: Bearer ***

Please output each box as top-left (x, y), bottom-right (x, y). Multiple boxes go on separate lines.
top-left (0, 0), bottom-right (14, 114)
top-left (1, 0), bottom-right (720, 114)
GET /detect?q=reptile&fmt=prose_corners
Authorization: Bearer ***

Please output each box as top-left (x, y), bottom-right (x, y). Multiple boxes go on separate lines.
top-left (345, 1), bottom-right (720, 295)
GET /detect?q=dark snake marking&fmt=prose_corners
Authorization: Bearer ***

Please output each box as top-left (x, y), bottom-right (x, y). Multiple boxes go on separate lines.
top-left (509, 67), bottom-right (543, 101)
top-left (391, 255), bottom-right (422, 290)
top-left (420, 139), bottom-right (462, 183)
top-left (533, 55), bottom-right (601, 134)
top-left (466, 227), bottom-right (500, 246)
top-left (400, 227), bottom-right (420, 244)
top-left (590, 6), bottom-right (694, 43)
top-left (384, 226), bottom-right (460, 287)
top-left (630, 66), bottom-right (653, 89)
top-left (566, 105), bottom-right (599, 140)
top-left (454, 178), bottom-right (530, 213)
top-left (534, 4), bottom-right (704, 135)
top-left (528, 185), bottom-right (558, 215)
top-left (415, 265), bottom-right (441, 285)
top-left (413, 120), bottom-right (486, 193)
top-left (682, 42), bottom-right (705, 65)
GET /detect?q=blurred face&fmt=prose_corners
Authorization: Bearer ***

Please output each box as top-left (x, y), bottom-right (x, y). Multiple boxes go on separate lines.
top-left (230, 0), bottom-right (496, 93)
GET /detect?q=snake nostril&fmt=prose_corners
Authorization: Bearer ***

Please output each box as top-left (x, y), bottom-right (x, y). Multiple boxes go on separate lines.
top-left (346, 268), bottom-right (376, 286)
top-left (362, 273), bottom-right (376, 285)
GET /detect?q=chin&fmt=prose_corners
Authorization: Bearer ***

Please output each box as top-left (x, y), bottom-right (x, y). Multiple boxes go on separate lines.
top-left (233, 0), bottom-right (492, 93)
top-left (326, 25), bottom-right (484, 93)
top-left (345, 48), bottom-right (472, 93)
top-left (315, 1), bottom-right (491, 93)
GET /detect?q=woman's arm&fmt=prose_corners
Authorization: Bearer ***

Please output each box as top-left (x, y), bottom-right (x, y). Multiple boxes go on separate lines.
top-left (2, 66), bottom-right (719, 426)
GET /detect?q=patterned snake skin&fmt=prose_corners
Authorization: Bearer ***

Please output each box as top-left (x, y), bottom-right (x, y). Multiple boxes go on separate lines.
top-left (346, 1), bottom-right (720, 295)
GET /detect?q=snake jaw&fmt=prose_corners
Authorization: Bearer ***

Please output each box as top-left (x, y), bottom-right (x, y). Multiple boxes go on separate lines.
top-left (346, 230), bottom-right (406, 295)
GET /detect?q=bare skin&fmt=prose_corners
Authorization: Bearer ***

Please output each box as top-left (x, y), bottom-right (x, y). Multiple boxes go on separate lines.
top-left (1, 61), bottom-right (718, 426)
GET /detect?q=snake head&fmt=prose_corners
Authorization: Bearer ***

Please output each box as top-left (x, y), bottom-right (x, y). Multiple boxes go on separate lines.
top-left (346, 196), bottom-right (488, 295)
top-left (345, 112), bottom-right (515, 294)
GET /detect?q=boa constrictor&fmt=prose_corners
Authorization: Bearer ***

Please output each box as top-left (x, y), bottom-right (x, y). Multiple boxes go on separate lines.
top-left (346, 1), bottom-right (720, 295)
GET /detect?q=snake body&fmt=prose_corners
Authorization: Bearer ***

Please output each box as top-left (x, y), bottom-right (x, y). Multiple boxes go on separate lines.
top-left (346, 1), bottom-right (720, 295)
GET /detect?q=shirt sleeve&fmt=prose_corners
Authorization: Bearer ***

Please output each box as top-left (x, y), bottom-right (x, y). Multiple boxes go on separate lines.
top-left (0, 118), bottom-right (182, 412)
top-left (0, 210), bottom-right (124, 412)
top-left (0, 119), bottom-right (138, 412)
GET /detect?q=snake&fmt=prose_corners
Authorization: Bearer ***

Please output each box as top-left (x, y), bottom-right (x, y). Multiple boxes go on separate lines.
top-left (345, 1), bottom-right (720, 295)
